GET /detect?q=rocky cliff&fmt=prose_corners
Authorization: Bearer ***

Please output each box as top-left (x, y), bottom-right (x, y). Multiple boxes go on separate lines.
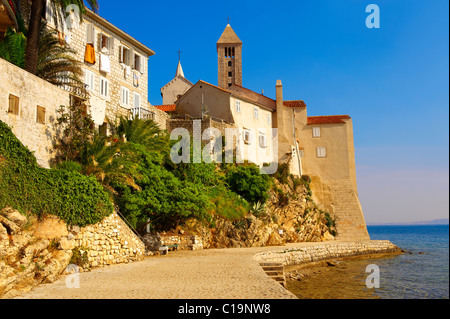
top-left (0, 207), bottom-right (73, 299)
top-left (166, 176), bottom-right (337, 249)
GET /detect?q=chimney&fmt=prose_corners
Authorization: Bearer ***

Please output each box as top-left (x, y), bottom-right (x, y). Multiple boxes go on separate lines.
top-left (276, 80), bottom-right (283, 109)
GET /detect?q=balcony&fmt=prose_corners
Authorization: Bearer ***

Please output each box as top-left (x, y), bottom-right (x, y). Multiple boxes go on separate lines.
top-left (58, 79), bottom-right (89, 100)
top-left (132, 107), bottom-right (155, 121)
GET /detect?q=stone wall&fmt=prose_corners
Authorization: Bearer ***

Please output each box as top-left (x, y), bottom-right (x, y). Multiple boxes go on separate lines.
top-left (0, 58), bottom-right (71, 168)
top-left (69, 211), bottom-right (146, 268)
top-left (33, 211), bottom-right (146, 268)
top-left (142, 233), bottom-right (203, 251)
top-left (254, 241), bottom-right (402, 266)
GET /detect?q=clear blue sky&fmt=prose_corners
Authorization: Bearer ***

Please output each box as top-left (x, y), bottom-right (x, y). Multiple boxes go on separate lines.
top-left (95, 0), bottom-right (449, 224)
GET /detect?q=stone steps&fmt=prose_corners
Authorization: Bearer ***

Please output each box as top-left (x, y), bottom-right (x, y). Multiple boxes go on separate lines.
top-left (260, 262), bottom-right (286, 287)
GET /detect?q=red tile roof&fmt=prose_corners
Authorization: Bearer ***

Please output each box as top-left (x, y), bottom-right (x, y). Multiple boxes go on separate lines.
top-left (283, 100), bottom-right (307, 108)
top-left (154, 104), bottom-right (176, 112)
top-left (307, 115), bottom-right (351, 125)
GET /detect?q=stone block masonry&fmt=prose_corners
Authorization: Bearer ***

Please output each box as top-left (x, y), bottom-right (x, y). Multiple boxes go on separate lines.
top-left (34, 211), bottom-right (146, 268)
top-left (70, 211), bottom-right (146, 268)
top-left (254, 240), bottom-right (402, 266)
top-left (0, 58), bottom-right (71, 168)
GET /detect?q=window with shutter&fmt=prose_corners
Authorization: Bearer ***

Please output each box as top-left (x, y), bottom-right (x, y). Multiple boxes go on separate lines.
top-left (253, 107), bottom-right (259, 119)
top-left (84, 70), bottom-right (95, 92)
top-left (36, 106), bottom-right (46, 124)
top-left (243, 130), bottom-right (251, 144)
top-left (259, 134), bottom-right (267, 148)
top-left (86, 23), bottom-right (95, 45)
top-left (134, 54), bottom-right (141, 72)
top-left (235, 100), bottom-right (241, 113)
top-left (8, 94), bottom-right (20, 115)
top-left (316, 147), bottom-right (326, 158)
top-left (134, 93), bottom-right (141, 108)
top-left (121, 86), bottom-right (129, 107)
top-left (313, 127), bottom-right (321, 138)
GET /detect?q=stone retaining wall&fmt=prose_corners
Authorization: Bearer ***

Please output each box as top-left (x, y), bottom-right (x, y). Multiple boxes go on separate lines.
top-left (33, 211), bottom-right (146, 268)
top-left (142, 233), bottom-right (203, 251)
top-left (254, 241), bottom-right (402, 266)
top-left (69, 211), bottom-right (146, 267)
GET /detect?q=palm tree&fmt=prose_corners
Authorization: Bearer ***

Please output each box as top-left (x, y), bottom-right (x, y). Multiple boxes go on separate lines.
top-left (0, 27), bottom-right (26, 68)
top-left (78, 133), bottom-right (141, 194)
top-left (111, 116), bottom-right (170, 155)
top-left (24, 0), bottom-right (99, 74)
top-left (36, 22), bottom-right (84, 90)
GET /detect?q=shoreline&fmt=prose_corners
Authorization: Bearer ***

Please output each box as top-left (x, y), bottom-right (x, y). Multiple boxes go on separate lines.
top-left (253, 240), bottom-right (403, 267)
top-left (13, 240), bottom-right (401, 299)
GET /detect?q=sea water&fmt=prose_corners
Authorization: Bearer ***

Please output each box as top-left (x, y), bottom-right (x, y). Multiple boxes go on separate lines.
top-left (286, 225), bottom-right (449, 299)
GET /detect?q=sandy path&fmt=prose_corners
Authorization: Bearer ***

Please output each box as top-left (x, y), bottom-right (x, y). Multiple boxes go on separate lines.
top-left (16, 244), bottom-right (306, 299)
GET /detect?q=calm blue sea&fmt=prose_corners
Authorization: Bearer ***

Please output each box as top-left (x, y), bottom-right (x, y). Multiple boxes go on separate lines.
top-left (367, 225), bottom-right (449, 299)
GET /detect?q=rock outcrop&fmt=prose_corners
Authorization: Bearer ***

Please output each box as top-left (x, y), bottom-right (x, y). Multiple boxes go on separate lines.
top-left (0, 207), bottom-right (74, 299)
top-left (150, 178), bottom-right (338, 250)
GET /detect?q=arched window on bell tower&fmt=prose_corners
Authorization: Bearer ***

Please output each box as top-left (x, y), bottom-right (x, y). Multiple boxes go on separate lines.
top-left (217, 23), bottom-right (243, 89)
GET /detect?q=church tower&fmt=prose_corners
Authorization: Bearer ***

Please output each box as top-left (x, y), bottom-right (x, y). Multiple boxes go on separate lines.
top-left (217, 23), bottom-right (242, 89)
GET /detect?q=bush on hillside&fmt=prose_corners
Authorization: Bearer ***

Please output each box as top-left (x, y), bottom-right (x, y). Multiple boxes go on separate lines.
top-left (0, 120), bottom-right (113, 226)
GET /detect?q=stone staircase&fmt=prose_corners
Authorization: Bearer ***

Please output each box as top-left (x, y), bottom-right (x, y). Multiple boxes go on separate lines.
top-left (260, 262), bottom-right (286, 287)
top-left (328, 179), bottom-right (370, 242)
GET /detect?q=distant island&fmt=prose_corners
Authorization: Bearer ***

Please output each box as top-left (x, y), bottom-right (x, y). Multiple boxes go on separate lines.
top-left (368, 219), bottom-right (449, 226)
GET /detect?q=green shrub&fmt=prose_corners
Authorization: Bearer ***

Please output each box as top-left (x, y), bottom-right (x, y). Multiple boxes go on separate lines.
top-left (225, 164), bottom-right (272, 204)
top-left (0, 120), bottom-right (113, 226)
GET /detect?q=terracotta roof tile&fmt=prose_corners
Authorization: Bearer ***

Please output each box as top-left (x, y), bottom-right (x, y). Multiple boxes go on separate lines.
top-left (307, 115), bottom-right (351, 125)
top-left (154, 104), bottom-right (176, 112)
top-left (283, 100), bottom-right (307, 108)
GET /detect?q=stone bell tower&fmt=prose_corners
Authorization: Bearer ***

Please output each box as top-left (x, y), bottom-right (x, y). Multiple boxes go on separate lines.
top-left (217, 23), bottom-right (242, 89)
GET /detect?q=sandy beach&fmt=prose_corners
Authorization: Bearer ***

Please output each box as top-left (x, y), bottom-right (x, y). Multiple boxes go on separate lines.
top-left (15, 241), bottom-right (398, 299)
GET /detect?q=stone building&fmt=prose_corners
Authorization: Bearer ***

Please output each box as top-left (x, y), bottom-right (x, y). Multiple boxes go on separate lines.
top-left (160, 59), bottom-right (193, 105)
top-left (35, 1), bottom-right (169, 130)
top-left (167, 23), bottom-right (370, 241)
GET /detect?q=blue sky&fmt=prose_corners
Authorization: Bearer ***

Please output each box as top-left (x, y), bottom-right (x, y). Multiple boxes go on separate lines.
top-left (95, 0), bottom-right (449, 224)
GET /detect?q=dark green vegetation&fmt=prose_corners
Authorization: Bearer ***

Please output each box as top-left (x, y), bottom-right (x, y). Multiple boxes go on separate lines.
top-left (47, 105), bottom-right (272, 232)
top-left (0, 120), bottom-right (113, 227)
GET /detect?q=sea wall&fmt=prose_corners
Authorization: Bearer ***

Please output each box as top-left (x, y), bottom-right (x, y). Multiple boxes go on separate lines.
top-left (254, 241), bottom-right (402, 266)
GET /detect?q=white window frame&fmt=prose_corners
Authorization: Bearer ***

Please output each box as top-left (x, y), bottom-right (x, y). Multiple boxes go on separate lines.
top-left (100, 33), bottom-right (115, 55)
top-left (313, 127), bottom-right (321, 138)
top-left (253, 107), bottom-right (259, 119)
top-left (316, 146), bottom-right (326, 158)
top-left (120, 86), bottom-right (130, 107)
top-left (99, 77), bottom-right (109, 99)
top-left (120, 45), bottom-right (134, 67)
top-left (134, 53), bottom-right (145, 73)
top-left (267, 114), bottom-right (272, 125)
top-left (243, 129), bottom-right (252, 144)
top-left (235, 100), bottom-right (241, 113)
top-left (133, 92), bottom-right (141, 109)
top-left (259, 133), bottom-right (267, 148)
top-left (86, 23), bottom-right (96, 45)
top-left (84, 70), bottom-right (95, 92)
